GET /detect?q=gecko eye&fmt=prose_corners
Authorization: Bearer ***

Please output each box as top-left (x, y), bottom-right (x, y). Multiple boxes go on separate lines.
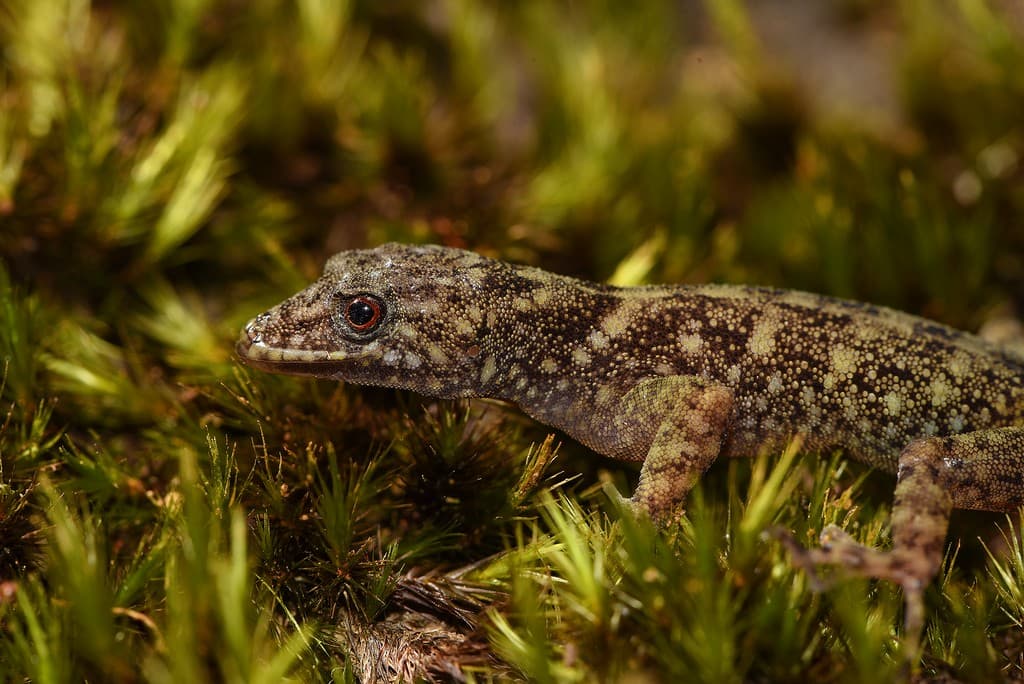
top-left (343, 295), bottom-right (385, 332)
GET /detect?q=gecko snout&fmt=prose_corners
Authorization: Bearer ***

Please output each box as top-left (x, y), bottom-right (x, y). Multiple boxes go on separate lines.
top-left (235, 321), bottom-right (258, 361)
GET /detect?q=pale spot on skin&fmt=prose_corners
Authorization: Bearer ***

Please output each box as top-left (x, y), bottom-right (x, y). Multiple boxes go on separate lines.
top-left (655, 362), bottom-right (673, 376)
top-left (947, 352), bottom-right (970, 379)
top-left (685, 411), bottom-right (708, 432)
top-left (767, 372), bottom-right (783, 394)
top-left (678, 333), bottom-right (703, 354)
top-left (405, 353), bottom-right (422, 369)
top-left (748, 317), bottom-right (778, 356)
top-left (533, 288), bottom-right (552, 306)
top-left (930, 377), bottom-right (951, 407)
top-left (601, 301), bottom-right (640, 338)
top-left (383, 349), bottom-right (401, 366)
top-left (726, 365), bottom-right (741, 385)
top-left (688, 284), bottom-right (735, 300)
top-left (514, 297), bottom-right (532, 312)
top-left (843, 398), bottom-right (859, 420)
top-left (776, 289), bottom-right (822, 308)
top-left (572, 347), bottom-right (592, 367)
top-left (465, 305), bottom-right (483, 325)
top-left (855, 325), bottom-right (881, 341)
top-left (589, 330), bottom-right (609, 349)
top-left (541, 358), bottom-right (559, 373)
top-left (427, 343), bottom-right (448, 365)
top-left (480, 356), bottom-right (497, 384)
top-left (830, 346), bottom-right (858, 375)
top-left (456, 251), bottom-right (482, 267)
top-left (800, 385), bottom-right (815, 404)
top-left (887, 316), bottom-right (915, 338)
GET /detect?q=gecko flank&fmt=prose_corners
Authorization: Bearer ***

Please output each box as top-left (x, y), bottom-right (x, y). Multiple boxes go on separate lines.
top-left (237, 242), bottom-right (1024, 645)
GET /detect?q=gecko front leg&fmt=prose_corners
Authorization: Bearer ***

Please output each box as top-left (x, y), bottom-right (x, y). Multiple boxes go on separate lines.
top-left (613, 376), bottom-right (735, 524)
top-left (781, 426), bottom-right (1024, 653)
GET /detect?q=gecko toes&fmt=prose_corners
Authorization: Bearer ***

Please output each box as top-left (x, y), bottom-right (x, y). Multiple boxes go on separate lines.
top-left (767, 526), bottom-right (833, 591)
top-left (818, 524), bottom-right (859, 551)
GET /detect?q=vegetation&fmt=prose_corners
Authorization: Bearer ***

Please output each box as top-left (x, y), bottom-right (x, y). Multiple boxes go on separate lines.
top-left (1, 0), bottom-right (1024, 680)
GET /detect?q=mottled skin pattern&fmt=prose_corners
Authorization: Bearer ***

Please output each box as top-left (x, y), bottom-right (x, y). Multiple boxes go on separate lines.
top-left (237, 243), bottom-right (1024, 650)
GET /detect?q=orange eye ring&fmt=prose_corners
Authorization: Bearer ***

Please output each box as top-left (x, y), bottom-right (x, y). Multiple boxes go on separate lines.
top-left (344, 296), bottom-right (383, 332)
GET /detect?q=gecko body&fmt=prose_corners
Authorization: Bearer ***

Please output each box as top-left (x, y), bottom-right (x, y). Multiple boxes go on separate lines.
top-left (238, 243), bottom-right (1024, 646)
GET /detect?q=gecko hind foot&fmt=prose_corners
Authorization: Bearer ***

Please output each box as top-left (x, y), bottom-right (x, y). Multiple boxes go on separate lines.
top-left (766, 526), bottom-right (833, 592)
top-left (770, 524), bottom-right (927, 655)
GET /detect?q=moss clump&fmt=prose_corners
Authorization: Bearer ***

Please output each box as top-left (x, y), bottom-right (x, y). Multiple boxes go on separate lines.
top-left (1, 1), bottom-right (1023, 680)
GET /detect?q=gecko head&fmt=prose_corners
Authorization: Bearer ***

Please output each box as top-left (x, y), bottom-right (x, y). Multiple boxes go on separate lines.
top-left (236, 243), bottom-right (502, 398)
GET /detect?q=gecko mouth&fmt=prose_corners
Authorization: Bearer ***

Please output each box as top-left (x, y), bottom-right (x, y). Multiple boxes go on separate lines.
top-left (235, 327), bottom-right (350, 376)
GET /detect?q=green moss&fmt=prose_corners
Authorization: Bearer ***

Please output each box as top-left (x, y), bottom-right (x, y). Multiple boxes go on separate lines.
top-left (1, 0), bottom-right (1023, 680)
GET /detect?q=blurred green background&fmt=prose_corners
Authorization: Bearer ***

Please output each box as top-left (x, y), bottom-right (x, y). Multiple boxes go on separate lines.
top-left (2, 0), bottom-right (1024, 681)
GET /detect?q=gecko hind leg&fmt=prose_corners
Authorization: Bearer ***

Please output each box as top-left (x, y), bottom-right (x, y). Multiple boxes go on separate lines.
top-left (780, 427), bottom-right (1024, 654)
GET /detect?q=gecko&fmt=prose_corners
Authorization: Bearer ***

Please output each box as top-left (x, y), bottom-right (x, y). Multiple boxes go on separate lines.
top-left (236, 242), bottom-right (1024, 649)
